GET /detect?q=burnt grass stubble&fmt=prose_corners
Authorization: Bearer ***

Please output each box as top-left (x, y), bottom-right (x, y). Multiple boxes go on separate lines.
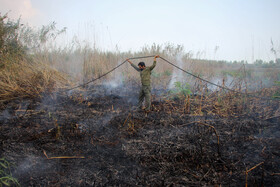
top-left (0, 85), bottom-right (279, 186)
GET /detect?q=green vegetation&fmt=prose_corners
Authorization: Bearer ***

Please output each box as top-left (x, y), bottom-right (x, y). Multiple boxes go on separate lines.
top-left (254, 59), bottom-right (280, 67)
top-left (170, 81), bottom-right (192, 98)
top-left (0, 158), bottom-right (19, 187)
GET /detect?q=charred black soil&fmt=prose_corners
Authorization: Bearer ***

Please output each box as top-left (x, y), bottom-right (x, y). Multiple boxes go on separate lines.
top-left (0, 85), bottom-right (279, 186)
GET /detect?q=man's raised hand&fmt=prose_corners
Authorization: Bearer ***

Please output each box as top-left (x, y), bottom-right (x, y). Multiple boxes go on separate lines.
top-left (126, 59), bottom-right (132, 64)
top-left (154, 55), bottom-right (160, 61)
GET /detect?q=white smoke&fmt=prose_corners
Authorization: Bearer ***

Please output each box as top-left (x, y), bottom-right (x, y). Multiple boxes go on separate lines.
top-left (207, 75), bottom-right (235, 91)
top-left (104, 60), bottom-right (124, 88)
top-left (168, 54), bottom-right (185, 89)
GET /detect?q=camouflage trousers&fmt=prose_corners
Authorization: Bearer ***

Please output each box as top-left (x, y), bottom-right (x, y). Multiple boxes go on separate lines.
top-left (138, 85), bottom-right (151, 111)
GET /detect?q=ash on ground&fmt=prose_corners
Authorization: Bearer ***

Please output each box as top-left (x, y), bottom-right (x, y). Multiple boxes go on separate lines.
top-left (0, 85), bottom-right (279, 186)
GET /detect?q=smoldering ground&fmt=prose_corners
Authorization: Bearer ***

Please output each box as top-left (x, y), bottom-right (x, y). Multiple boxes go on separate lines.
top-left (0, 82), bottom-right (279, 186)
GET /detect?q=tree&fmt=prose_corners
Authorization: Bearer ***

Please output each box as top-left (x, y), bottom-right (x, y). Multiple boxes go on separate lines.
top-left (254, 59), bottom-right (264, 66)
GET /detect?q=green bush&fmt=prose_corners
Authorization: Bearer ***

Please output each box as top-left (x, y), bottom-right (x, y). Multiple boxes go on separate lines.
top-left (170, 81), bottom-right (192, 98)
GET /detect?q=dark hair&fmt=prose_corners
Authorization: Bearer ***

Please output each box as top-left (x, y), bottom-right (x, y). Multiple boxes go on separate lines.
top-left (138, 62), bottom-right (146, 67)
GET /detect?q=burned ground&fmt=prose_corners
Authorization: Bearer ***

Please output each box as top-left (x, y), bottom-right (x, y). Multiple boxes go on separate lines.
top-left (0, 85), bottom-right (279, 186)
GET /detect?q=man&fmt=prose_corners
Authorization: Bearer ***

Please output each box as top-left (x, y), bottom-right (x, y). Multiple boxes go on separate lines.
top-left (127, 55), bottom-right (160, 112)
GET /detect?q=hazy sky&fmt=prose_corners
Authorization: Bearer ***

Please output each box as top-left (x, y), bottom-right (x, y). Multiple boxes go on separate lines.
top-left (1, 0), bottom-right (280, 62)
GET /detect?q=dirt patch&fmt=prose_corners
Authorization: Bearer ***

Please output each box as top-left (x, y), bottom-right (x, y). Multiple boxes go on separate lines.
top-left (0, 85), bottom-right (279, 186)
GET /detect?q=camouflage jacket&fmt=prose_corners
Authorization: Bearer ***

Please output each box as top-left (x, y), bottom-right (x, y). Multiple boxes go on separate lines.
top-left (131, 61), bottom-right (156, 86)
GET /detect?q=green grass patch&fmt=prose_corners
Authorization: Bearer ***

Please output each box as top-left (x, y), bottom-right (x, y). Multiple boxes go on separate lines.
top-left (0, 158), bottom-right (20, 187)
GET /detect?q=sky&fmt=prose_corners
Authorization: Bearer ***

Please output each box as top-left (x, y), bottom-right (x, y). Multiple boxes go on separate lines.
top-left (1, 0), bottom-right (280, 62)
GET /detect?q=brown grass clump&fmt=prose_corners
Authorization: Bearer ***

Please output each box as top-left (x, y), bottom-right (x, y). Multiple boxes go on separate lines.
top-left (0, 60), bottom-right (68, 103)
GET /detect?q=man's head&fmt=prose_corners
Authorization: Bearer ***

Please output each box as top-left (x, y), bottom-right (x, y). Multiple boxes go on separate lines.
top-left (138, 62), bottom-right (146, 70)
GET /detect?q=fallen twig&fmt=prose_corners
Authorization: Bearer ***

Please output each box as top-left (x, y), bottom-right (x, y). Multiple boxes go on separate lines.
top-left (122, 113), bottom-right (131, 127)
top-left (264, 115), bottom-right (280, 120)
top-left (43, 150), bottom-right (85, 159)
top-left (245, 162), bottom-right (264, 187)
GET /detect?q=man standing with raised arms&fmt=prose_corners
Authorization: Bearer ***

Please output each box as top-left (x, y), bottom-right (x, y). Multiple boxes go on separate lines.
top-left (127, 55), bottom-right (160, 112)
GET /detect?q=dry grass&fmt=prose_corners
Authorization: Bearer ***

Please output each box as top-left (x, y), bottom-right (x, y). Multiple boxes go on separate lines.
top-left (0, 60), bottom-right (68, 103)
top-left (1, 42), bottom-right (279, 114)
top-left (159, 80), bottom-right (280, 119)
